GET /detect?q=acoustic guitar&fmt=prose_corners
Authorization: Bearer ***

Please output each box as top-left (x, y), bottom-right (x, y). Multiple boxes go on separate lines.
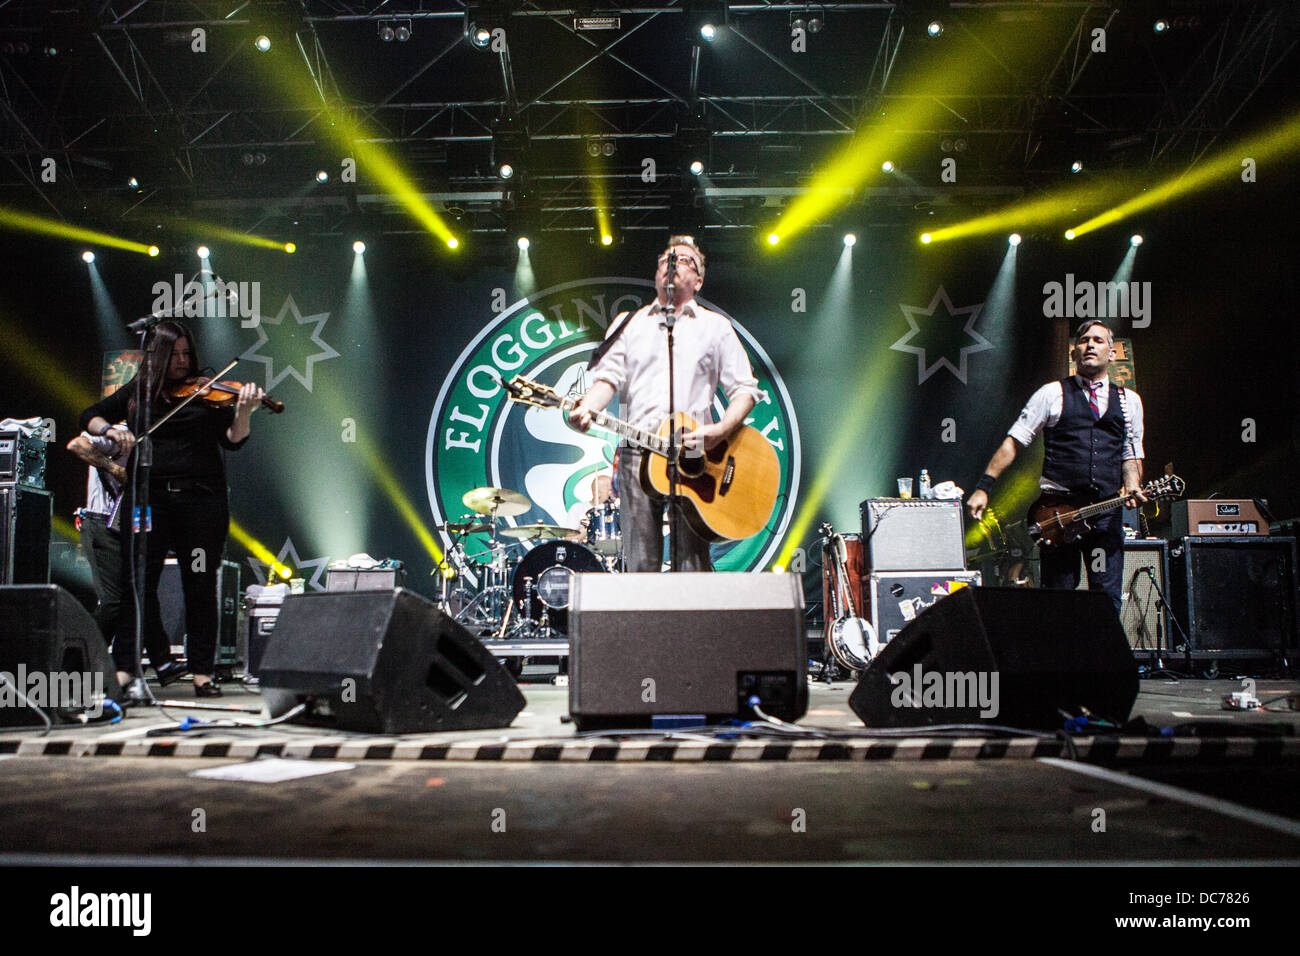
top-left (1027, 473), bottom-right (1185, 548)
top-left (502, 375), bottom-right (780, 542)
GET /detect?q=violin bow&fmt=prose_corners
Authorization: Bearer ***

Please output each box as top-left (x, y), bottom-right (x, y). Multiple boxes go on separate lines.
top-left (144, 357), bottom-right (240, 437)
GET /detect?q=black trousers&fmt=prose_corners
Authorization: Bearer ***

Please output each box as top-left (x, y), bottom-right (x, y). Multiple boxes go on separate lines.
top-left (1038, 509), bottom-right (1124, 615)
top-left (618, 447), bottom-right (713, 573)
top-left (114, 479), bottom-right (229, 677)
top-left (80, 514), bottom-right (123, 644)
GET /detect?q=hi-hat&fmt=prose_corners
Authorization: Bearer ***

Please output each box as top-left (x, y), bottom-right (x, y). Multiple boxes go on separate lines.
top-left (498, 523), bottom-right (582, 542)
top-left (462, 486), bottom-right (531, 517)
top-left (438, 520), bottom-right (492, 535)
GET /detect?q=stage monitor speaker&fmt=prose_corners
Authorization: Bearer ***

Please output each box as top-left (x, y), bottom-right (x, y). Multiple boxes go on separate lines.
top-left (1170, 536), bottom-right (1297, 659)
top-left (258, 588), bottom-right (525, 733)
top-left (0, 584), bottom-right (120, 724)
top-left (569, 572), bottom-right (806, 730)
top-left (1077, 539), bottom-right (1170, 654)
top-left (849, 587), bottom-right (1138, 730)
top-left (859, 498), bottom-right (966, 572)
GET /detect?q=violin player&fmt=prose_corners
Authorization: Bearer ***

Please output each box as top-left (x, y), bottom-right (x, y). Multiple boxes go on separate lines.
top-left (79, 320), bottom-right (265, 700)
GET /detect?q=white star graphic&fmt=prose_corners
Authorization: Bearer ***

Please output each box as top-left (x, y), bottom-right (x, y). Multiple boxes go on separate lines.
top-left (246, 537), bottom-right (331, 592)
top-left (241, 294), bottom-right (340, 392)
top-left (890, 285), bottom-right (993, 385)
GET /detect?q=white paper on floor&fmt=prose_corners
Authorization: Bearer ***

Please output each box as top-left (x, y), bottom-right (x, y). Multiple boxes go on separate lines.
top-left (189, 757), bottom-right (355, 783)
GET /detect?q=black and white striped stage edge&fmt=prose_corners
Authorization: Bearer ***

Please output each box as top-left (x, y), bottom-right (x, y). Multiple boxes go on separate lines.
top-left (1, 735), bottom-right (1297, 762)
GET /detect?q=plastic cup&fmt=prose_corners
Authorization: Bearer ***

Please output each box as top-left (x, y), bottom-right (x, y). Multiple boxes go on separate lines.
top-left (897, 477), bottom-right (913, 499)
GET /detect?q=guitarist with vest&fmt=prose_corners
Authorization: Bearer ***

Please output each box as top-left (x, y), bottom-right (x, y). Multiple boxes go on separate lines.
top-left (966, 319), bottom-right (1147, 614)
top-left (568, 235), bottom-right (762, 572)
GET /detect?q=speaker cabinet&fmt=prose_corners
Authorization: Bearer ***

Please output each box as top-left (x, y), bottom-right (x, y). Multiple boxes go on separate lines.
top-left (849, 587), bottom-right (1138, 730)
top-left (0, 585), bottom-right (120, 724)
top-left (1170, 536), bottom-right (1297, 659)
top-left (159, 557), bottom-right (241, 676)
top-left (0, 486), bottom-right (51, 585)
top-left (1076, 539), bottom-right (1170, 655)
top-left (569, 572), bottom-right (806, 730)
top-left (259, 588), bottom-right (525, 733)
top-left (858, 498), bottom-right (966, 572)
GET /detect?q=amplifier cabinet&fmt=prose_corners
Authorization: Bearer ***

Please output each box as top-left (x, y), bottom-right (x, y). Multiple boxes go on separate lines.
top-left (868, 570), bottom-right (981, 645)
top-left (159, 557), bottom-right (242, 675)
top-left (1076, 539), bottom-right (1170, 656)
top-left (0, 431), bottom-right (47, 488)
top-left (1170, 536), bottom-right (1297, 659)
top-left (1171, 500), bottom-right (1268, 538)
top-left (326, 568), bottom-right (407, 591)
top-left (0, 485), bottom-right (51, 585)
top-left (858, 498), bottom-right (966, 572)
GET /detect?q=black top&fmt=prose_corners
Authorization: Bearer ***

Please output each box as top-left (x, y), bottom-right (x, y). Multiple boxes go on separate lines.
top-left (79, 377), bottom-right (249, 482)
top-left (1042, 376), bottom-right (1125, 500)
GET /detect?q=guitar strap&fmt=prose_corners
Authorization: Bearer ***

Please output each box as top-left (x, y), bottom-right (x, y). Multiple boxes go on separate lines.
top-left (1114, 384), bottom-right (1132, 454)
top-left (586, 309), bottom-right (637, 369)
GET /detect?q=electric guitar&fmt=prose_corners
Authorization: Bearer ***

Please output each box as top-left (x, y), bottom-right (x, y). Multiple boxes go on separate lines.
top-left (502, 375), bottom-right (780, 542)
top-left (1027, 473), bottom-right (1185, 548)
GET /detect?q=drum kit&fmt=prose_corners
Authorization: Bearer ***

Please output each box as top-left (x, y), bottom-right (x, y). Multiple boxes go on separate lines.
top-left (437, 484), bottom-right (624, 640)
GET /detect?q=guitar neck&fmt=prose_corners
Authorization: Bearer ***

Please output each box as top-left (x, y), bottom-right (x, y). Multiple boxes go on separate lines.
top-left (579, 403), bottom-right (668, 457)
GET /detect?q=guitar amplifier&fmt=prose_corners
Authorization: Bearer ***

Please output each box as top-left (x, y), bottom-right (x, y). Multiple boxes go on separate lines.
top-left (1171, 500), bottom-right (1268, 538)
top-left (867, 570), bottom-right (981, 645)
top-left (1077, 539), bottom-right (1170, 655)
top-left (0, 485), bottom-right (51, 585)
top-left (160, 557), bottom-right (242, 676)
top-left (0, 431), bottom-right (47, 488)
top-left (859, 498), bottom-right (966, 572)
top-left (326, 567), bottom-right (407, 591)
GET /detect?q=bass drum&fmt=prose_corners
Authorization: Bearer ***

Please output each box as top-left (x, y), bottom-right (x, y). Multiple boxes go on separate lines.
top-left (512, 540), bottom-right (605, 631)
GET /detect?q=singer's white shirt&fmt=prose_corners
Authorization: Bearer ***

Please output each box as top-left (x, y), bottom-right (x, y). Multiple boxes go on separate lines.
top-left (588, 299), bottom-right (762, 434)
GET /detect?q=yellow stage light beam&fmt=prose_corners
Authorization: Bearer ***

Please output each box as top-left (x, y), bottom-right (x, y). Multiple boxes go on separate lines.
top-left (925, 179), bottom-right (1129, 244)
top-left (0, 206), bottom-right (155, 255)
top-left (1069, 110), bottom-right (1300, 238)
top-left (52, 515), bottom-right (78, 542)
top-left (170, 218), bottom-right (287, 251)
top-left (0, 312), bottom-right (97, 414)
top-left (963, 461), bottom-right (1042, 550)
top-left (227, 519), bottom-right (294, 579)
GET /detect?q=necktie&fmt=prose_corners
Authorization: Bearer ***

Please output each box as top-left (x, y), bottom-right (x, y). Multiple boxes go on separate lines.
top-left (1086, 382), bottom-right (1102, 419)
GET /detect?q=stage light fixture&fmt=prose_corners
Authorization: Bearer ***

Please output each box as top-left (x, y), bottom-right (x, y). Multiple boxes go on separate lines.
top-left (353, 240), bottom-right (366, 254)
top-left (602, 141), bottom-right (615, 157)
top-left (767, 233), bottom-right (780, 246)
top-left (148, 246), bottom-right (159, 257)
top-left (1071, 161), bottom-right (1084, 173)
top-left (447, 237), bottom-right (459, 249)
top-left (600, 233), bottom-right (613, 246)
top-left (1130, 234), bottom-right (1144, 246)
top-left (517, 236), bottom-right (530, 250)
top-left (127, 176), bottom-right (139, 188)
top-left (81, 250), bottom-right (94, 263)
top-left (284, 242), bottom-right (296, 254)
top-left (808, 16), bottom-right (822, 33)
top-left (689, 160), bottom-right (704, 176)
top-left (920, 233), bottom-right (932, 244)
top-left (927, 21), bottom-right (944, 38)
top-left (586, 140), bottom-right (602, 158)
top-left (791, 17), bottom-right (806, 32)
top-left (499, 163), bottom-right (514, 180)
top-left (379, 24), bottom-right (395, 42)
top-left (315, 170), bottom-right (329, 183)
top-left (1065, 230), bottom-right (1077, 240)
top-left (396, 23), bottom-right (412, 42)
top-left (1153, 19), bottom-right (1169, 34)
top-left (197, 245), bottom-right (210, 258)
top-left (881, 160), bottom-right (895, 173)
top-left (1009, 233), bottom-right (1022, 246)
top-left (843, 233), bottom-right (856, 247)
top-left (700, 23), bottom-right (716, 41)
top-left (470, 25), bottom-right (492, 48)
top-left (255, 35), bottom-right (271, 52)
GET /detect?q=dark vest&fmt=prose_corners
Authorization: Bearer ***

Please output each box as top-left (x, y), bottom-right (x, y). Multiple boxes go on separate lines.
top-left (1042, 377), bottom-right (1125, 499)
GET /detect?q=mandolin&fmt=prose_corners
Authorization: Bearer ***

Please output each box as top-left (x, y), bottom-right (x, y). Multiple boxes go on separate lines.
top-left (1027, 473), bottom-right (1185, 548)
top-left (503, 375), bottom-right (780, 542)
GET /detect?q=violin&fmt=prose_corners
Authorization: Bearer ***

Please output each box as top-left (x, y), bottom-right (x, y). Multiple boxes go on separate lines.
top-left (169, 376), bottom-right (285, 413)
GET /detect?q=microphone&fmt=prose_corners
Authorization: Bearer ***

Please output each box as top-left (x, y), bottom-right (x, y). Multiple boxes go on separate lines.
top-left (126, 313), bottom-right (166, 333)
top-left (665, 251), bottom-right (677, 292)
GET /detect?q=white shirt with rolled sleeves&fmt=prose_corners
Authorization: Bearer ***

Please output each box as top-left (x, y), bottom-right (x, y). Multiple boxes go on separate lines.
top-left (1007, 374), bottom-right (1144, 493)
top-left (588, 299), bottom-right (763, 434)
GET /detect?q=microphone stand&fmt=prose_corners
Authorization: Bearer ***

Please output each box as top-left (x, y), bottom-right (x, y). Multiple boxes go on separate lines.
top-left (662, 254), bottom-right (680, 572)
top-left (127, 327), bottom-right (155, 703)
top-left (1142, 565), bottom-right (1193, 679)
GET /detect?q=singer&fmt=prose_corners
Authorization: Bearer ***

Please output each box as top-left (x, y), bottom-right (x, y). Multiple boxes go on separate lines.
top-left (567, 235), bottom-right (761, 572)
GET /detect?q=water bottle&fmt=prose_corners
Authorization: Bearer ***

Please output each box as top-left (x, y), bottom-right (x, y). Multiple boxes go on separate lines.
top-left (918, 469), bottom-right (932, 499)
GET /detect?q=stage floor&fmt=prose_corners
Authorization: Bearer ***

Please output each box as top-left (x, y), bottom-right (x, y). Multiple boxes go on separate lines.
top-left (0, 676), bottom-right (1297, 864)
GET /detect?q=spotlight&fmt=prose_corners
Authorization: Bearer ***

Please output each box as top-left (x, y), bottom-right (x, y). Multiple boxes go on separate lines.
top-left (843, 233), bottom-right (856, 247)
top-left (353, 240), bottom-right (366, 254)
top-left (791, 17), bottom-right (806, 32)
top-left (284, 242), bottom-right (296, 254)
top-left (1009, 233), bottom-right (1022, 246)
top-left (586, 140), bottom-right (601, 158)
top-left (395, 23), bottom-right (412, 42)
top-left (700, 24), bottom-right (716, 41)
top-left (379, 24), bottom-right (395, 42)
top-left (315, 170), bottom-right (329, 183)
top-left (127, 176), bottom-right (139, 188)
top-left (447, 237), bottom-right (460, 249)
top-left (1064, 230), bottom-right (1076, 241)
top-left (255, 35), bottom-right (271, 52)
top-left (600, 233), bottom-right (613, 246)
top-left (81, 250), bottom-right (95, 263)
top-left (1153, 19), bottom-right (1169, 34)
top-left (689, 160), bottom-right (704, 176)
top-left (601, 141), bottom-right (615, 157)
top-left (278, 566), bottom-right (292, 580)
top-left (517, 236), bottom-right (531, 251)
top-left (1130, 234), bottom-right (1144, 247)
top-left (499, 163), bottom-right (514, 180)
top-left (927, 21), bottom-right (944, 38)
top-left (1071, 161), bottom-right (1084, 173)
top-left (197, 245), bottom-right (210, 258)
top-left (920, 233), bottom-right (932, 244)
top-left (767, 233), bottom-right (780, 246)
top-left (148, 246), bottom-right (159, 257)
top-left (807, 17), bottom-right (822, 33)
top-left (881, 160), bottom-right (895, 173)
top-left (470, 25), bottom-right (492, 48)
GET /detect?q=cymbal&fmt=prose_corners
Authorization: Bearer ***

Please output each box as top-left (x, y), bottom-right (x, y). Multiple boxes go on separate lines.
top-left (438, 521), bottom-right (492, 535)
top-left (498, 522), bottom-right (582, 542)
top-left (462, 486), bottom-right (531, 517)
